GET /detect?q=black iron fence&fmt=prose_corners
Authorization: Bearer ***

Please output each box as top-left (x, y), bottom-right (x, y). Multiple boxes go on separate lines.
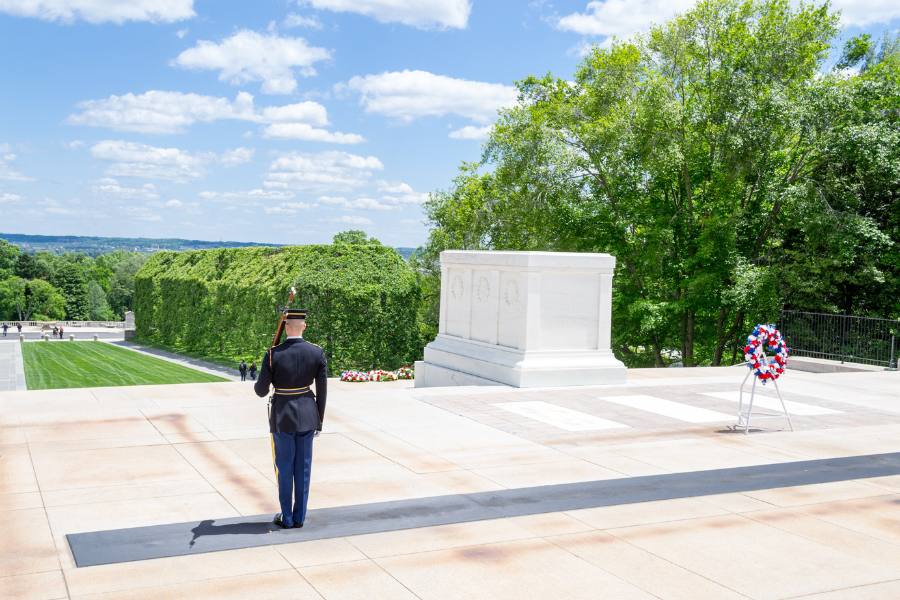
top-left (780, 310), bottom-right (899, 369)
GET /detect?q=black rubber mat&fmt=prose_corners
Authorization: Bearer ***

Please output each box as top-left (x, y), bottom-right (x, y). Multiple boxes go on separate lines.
top-left (68, 451), bottom-right (900, 567)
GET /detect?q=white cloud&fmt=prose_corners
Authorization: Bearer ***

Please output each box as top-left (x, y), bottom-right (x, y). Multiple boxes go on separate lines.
top-left (555, 0), bottom-right (900, 47)
top-left (317, 195), bottom-right (400, 211)
top-left (165, 199), bottom-right (183, 207)
top-left (176, 28), bottom-right (188, 38)
top-left (831, 0), bottom-right (900, 26)
top-left (349, 197), bottom-right (399, 211)
top-left (90, 140), bottom-right (215, 183)
top-left (62, 140), bottom-right (85, 150)
top-left (259, 102), bottom-right (328, 125)
top-left (200, 189), bottom-right (296, 201)
top-left (264, 201), bottom-right (313, 215)
top-left (90, 178), bottom-right (160, 199)
top-left (171, 30), bottom-right (331, 94)
top-left (0, 150), bottom-right (36, 181)
top-left (341, 70), bottom-right (518, 124)
top-left (0, 193), bottom-right (22, 202)
top-left (324, 215), bottom-right (374, 225)
top-left (69, 91), bottom-right (251, 134)
top-left (305, 0), bottom-right (471, 29)
top-left (375, 180), bottom-right (428, 204)
top-left (67, 91), bottom-right (359, 142)
top-left (285, 13), bottom-right (322, 28)
top-left (219, 147), bottom-right (255, 167)
top-left (265, 151), bottom-right (383, 192)
top-left (381, 193), bottom-right (427, 205)
top-left (0, 0), bottom-right (195, 24)
top-left (449, 124), bottom-right (491, 139)
top-left (375, 180), bottom-right (414, 194)
top-left (261, 123), bottom-right (365, 144)
top-left (554, 0), bottom-right (693, 39)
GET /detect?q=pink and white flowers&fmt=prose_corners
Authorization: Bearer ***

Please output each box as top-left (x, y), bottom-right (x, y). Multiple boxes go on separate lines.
top-left (340, 367), bottom-right (414, 382)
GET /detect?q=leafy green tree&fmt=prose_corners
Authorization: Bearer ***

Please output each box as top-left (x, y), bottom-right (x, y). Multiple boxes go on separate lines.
top-left (422, 0), bottom-right (898, 367)
top-left (107, 254), bottom-right (149, 318)
top-left (332, 230), bottom-right (382, 245)
top-left (53, 264), bottom-right (90, 320)
top-left (0, 239), bottom-right (20, 279)
top-left (14, 252), bottom-right (47, 280)
top-left (87, 281), bottom-right (112, 320)
top-left (0, 278), bottom-right (66, 321)
top-left (837, 31), bottom-right (900, 72)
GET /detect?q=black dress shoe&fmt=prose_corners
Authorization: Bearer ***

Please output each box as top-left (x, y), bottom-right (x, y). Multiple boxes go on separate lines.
top-left (293, 522), bottom-right (304, 529)
top-left (273, 514), bottom-right (292, 529)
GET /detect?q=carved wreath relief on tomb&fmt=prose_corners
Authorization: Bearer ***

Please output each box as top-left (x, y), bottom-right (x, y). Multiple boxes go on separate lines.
top-left (504, 279), bottom-right (519, 307)
top-left (475, 277), bottom-right (490, 303)
top-left (450, 276), bottom-right (464, 301)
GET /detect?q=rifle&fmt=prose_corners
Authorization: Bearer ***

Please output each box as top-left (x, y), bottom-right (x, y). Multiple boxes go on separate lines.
top-left (271, 286), bottom-right (297, 347)
top-left (267, 286), bottom-right (296, 422)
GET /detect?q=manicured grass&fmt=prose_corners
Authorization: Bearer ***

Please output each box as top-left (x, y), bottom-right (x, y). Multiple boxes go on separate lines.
top-left (21, 341), bottom-right (229, 389)
top-left (130, 337), bottom-right (249, 370)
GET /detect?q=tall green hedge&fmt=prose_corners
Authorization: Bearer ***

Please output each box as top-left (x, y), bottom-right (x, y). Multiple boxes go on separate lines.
top-left (134, 244), bottom-right (421, 375)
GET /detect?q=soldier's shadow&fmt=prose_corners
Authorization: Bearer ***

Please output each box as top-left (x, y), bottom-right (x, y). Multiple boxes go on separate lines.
top-left (189, 519), bottom-right (277, 547)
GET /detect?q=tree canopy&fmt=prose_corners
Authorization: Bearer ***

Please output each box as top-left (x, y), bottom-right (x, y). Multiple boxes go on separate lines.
top-left (420, 0), bottom-right (900, 367)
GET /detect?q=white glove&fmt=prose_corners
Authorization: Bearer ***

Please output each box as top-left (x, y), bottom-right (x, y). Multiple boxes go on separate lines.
top-left (314, 430), bottom-right (320, 438)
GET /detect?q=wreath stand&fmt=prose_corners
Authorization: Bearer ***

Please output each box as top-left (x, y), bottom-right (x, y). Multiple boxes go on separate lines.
top-left (735, 354), bottom-right (794, 434)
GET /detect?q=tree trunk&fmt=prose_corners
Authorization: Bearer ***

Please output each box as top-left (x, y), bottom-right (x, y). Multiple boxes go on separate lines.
top-left (729, 310), bottom-right (745, 366)
top-left (652, 342), bottom-right (665, 368)
top-left (712, 307), bottom-right (727, 366)
top-left (686, 311), bottom-right (695, 367)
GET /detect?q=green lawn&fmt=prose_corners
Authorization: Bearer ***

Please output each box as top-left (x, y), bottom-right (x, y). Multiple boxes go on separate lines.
top-left (21, 342), bottom-right (229, 389)
top-left (129, 337), bottom-right (250, 370)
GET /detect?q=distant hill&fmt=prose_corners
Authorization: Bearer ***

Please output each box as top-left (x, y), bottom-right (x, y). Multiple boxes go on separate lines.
top-left (0, 233), bottom-right (273, 256)
top-left (0, 233), bottom-right (419, 260)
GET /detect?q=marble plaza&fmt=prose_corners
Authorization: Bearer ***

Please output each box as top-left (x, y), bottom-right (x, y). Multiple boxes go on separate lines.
top-left (2, 367), bottom-right (900, 599)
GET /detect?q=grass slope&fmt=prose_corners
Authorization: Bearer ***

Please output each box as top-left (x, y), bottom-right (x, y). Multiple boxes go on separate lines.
top-left (22, 341), bottom-right (228, 389)
top-left (130, 337), bottom-right (248, 369)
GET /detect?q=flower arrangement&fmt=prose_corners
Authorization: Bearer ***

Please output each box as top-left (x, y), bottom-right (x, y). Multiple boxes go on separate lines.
top-left (340, 367), bottom-right (414, 382)
top-left (743, 324), bottom-right (789, 384)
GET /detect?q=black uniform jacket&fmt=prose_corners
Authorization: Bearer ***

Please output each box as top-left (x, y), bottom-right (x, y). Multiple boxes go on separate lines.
top-left (254, 338), bottom-right (328, 433)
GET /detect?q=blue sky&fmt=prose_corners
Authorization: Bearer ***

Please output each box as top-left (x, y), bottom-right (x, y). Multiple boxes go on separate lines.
top-left (0, 0), bottom-right (897, 247)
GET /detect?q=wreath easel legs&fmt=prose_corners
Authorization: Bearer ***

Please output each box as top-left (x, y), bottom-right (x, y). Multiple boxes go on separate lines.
top-left (735, 364), bottom-right (794, 434)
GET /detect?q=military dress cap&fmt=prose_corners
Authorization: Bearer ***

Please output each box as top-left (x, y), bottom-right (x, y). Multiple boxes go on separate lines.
top-left (284, 308), bottom-right (308, 319)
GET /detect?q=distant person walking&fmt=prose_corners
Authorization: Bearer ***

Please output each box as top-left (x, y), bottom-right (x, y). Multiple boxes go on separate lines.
top-left (239, 359), bottom-right (248, 381)
top-left (59, 326), bottom-right (64, 339)
top-left (2, 324), bottom-right (7, 337)
top-left (249, 362), bottom-right (257, 381)
top-left (52, 326), bottom-right (59, 339)
top-left (17, 324), bottom-right (22, 334)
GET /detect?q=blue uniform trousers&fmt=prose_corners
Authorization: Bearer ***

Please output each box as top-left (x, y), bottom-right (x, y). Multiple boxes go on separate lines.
top-left (271, 430), bottom-right (314, 527)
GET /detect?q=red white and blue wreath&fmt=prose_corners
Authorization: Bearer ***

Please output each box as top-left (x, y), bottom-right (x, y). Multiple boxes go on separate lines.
top-left (744, 324), bottom-right (789, 384)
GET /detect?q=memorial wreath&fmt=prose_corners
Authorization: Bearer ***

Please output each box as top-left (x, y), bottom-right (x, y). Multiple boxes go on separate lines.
top-left (743, 324), bottom-right (789, 384)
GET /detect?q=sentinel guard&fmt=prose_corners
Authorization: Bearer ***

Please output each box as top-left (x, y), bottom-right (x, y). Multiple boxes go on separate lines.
top-left (254, 307), bottom-right (328, 529)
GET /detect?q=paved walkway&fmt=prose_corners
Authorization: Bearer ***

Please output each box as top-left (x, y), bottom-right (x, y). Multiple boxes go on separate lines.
top-left (0, 341), bottom-right (27, 391)
top-left (2, 368), bottom-right (900, 600)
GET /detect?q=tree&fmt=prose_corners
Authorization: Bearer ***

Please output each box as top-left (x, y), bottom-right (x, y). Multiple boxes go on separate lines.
top-left (333, 230), bottom-right (381, 245)
top-left (87, 281), bottom-right (112, 320)
top-left (422, 0), bottom-right (898, 367)
top-left (53, 263), bottom-right (90, 320)
top-left (0, 239), bottom-right (20, 279)
top-left (14, 252), bottom-right (45, 280)
top-left (0, 278), bottom-right (66, 321)
top-left (107, 254), bottom-right (149, 318)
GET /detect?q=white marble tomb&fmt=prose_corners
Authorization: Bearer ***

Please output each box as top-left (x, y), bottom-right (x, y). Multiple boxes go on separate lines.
top-left (414, 251), bottom-right (627, 388)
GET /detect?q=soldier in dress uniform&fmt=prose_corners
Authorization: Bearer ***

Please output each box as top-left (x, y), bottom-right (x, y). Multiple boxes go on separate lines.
top-left (254, 308), bottom-right (327, 529)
